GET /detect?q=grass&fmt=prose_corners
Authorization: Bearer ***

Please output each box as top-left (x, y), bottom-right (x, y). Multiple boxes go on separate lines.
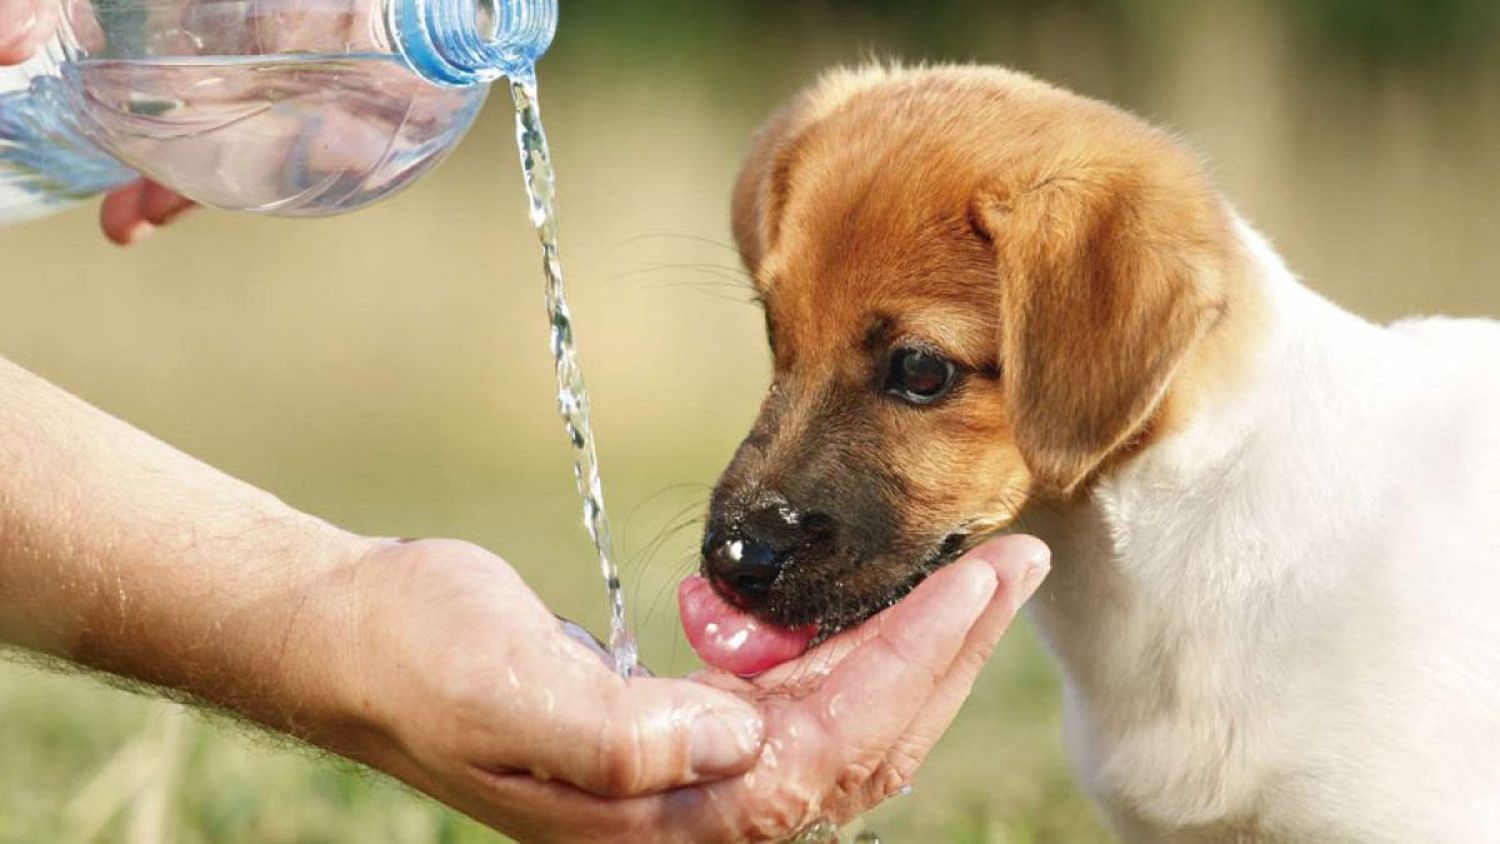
top-left (1, 0), bottom-right (1497, 839)
top-left (0, 618), bottom-right (1104, 842)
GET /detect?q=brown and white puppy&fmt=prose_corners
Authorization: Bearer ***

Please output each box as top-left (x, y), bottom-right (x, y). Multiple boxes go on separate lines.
top-left (682, 64), bottom-right (1500, 841)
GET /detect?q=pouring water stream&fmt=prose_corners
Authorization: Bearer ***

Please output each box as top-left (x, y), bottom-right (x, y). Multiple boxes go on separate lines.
top-left (510, 73), bottom-right (637, 678)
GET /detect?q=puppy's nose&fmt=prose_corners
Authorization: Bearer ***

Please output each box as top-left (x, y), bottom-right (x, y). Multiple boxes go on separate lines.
top-left (704, 530), bottom-right (786, 604)
top-left (703, 506), bottom-right (834, 608)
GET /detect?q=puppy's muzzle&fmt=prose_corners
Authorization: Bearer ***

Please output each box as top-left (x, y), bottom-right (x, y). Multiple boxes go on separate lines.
top-left (703, 501), bottom-right (834, 610)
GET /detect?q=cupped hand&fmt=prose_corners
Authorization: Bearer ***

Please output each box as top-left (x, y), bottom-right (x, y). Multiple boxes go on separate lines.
top-left (688, 533), bottom-right (1051, 837)
top-left (330, 535), bottom-right (1048, 842)
top-left (317, 539), bottom-right (769, 827)
top-left (0, 0), bottom-right (193, 243)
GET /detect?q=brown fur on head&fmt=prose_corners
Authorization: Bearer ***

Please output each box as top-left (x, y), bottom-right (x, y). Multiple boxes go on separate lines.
top-left (703, 64), bottom-right (1244, 632)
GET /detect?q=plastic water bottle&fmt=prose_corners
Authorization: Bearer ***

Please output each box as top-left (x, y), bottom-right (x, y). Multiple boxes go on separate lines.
top-left (0, 0), bottom-right (555, 223)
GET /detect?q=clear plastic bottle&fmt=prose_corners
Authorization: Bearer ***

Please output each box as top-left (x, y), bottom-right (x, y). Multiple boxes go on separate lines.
top-left (0, 0), bottom-right (555, 223)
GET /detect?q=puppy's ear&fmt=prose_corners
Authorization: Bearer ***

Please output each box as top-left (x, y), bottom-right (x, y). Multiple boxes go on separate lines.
top-left (733, 64), bottom-right (905, 272)
top-left (976, 163), bottom-right (1232, 495)
top-left (731, 104), bottom-right (805, 274)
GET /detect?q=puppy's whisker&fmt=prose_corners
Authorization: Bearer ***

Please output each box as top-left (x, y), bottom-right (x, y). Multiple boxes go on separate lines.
top-left (623, 259), bottom-right (750, 278)
top-left (647, 286), bottom-right (760, 307)
top-left (602, 264), bottom-right (750, 291)
top-left (610, 231), bottom-right (744, 256)
top-left (621, 268), bottom-right (754, 291)
top-left (637, 552), bottom-right (701, 636)
top-left (617, 486), bottom-right (707, 559)
top-left (626, 516), bottom-right (704, 615)
top-left (628, 515), bottom-right (702, 571)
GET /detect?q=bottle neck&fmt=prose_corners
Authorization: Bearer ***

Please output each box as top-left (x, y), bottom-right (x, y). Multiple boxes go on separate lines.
top-left (389, 0), bottom-right (556, 86)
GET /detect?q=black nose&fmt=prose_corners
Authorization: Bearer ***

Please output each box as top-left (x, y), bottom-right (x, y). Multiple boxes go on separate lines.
top-left (702, 505), bottom-right (834, 608)
top-left (704, 530), bottom-right (786, 604)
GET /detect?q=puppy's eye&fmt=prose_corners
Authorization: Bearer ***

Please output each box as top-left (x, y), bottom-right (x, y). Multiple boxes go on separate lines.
top-left (884, 348), bottom-right (958, 405)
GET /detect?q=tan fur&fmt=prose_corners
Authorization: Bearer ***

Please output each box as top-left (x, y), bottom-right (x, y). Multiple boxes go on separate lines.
top-left (730, 63), bottom-right (1255, 509)
top-left (716, 62), bottom-right (1500, 841)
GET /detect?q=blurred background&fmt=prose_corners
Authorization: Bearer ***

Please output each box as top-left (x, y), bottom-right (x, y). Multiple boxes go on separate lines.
top-left (2, 0), bottom-right (1498, 841)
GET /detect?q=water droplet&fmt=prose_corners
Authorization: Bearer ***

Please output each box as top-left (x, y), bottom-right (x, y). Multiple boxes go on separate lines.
top-left (789, 820), bottom-right (839, 843)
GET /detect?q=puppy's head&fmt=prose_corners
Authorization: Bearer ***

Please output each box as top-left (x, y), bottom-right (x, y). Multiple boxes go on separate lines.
top-left (701, 65), bottom-right (1241, 635)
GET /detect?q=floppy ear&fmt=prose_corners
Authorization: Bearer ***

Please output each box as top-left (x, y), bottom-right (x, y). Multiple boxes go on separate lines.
top-left (733, 64), bottom-right (908, 273)
top-left (731, 104), bottom-right (806, 274)
top-left (976, 168), bottom-right (1231, 495)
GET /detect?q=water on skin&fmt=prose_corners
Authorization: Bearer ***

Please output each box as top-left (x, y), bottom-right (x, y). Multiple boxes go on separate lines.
top-left (510, 74), bottom-right (637, 678)
top-left (511, 71), bottom-right (896, 841)
top-left (512, 76), bottom-right (890, 840)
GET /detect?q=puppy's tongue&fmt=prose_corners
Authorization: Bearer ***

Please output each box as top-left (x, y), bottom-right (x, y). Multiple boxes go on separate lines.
top-left (678, 575), bottom-right (817, 677)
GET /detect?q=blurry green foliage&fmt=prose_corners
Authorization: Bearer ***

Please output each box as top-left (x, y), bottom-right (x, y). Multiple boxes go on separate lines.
top-left (556, 0), bottom-right (1500, 67)
top-left (1273, 0), bottom-right (1500, 63)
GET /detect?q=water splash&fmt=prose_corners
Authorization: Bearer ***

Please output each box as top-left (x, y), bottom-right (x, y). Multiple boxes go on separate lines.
top-left (510, 73), bottom-right (637, 678)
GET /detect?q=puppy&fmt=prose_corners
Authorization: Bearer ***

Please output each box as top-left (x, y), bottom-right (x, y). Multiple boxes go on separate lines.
top-left (678, 64), bottom-right (1500, 841)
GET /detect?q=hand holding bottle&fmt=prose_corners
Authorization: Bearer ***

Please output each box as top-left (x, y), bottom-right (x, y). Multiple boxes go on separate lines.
top-left (0, 0), bottom-right (193, 243)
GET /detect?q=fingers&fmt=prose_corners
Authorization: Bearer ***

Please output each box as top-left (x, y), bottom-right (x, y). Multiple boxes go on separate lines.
top-left (748, 612), bottom-right (881, 692)
top-left (504, 662), bottom-right (765, 799)
top-left (811, 550), bottom-right (1001, 756)
top-left (897, 536), bottom-right (1049, 756)
top-left (832, 535), bottom-right (1050, 818)
top-left (448, 767), bottom-right (713, 844)
top-left (652, 552), bottom-right (1004, 839)
top-left (749, 537), bottom-right (1046, 692)
top-left (100, 180), bottom-right (196, 245)
top-left (434, 540), bottom-right (1050, 843)
top-left (0, 0), bottom-right (52, 65)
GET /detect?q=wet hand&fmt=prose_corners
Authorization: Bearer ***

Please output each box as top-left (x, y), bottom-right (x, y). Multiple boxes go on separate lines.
top-left (0, 0), bottom-right (193, 244)
top-left (418, 534), bottom-right (1049, 842)
top-left (314, 539), bottom-right (768, 835)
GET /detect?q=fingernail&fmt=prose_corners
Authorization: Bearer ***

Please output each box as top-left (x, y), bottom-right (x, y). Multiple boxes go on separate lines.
top-left (690, 709), bottom-right (763, 776)
top-left (1018, 543), bottom-right (1051, 603)
top-left (967, 535), bottom-right (1050, 604)
top-left (122, 221), bottom-right (156, 245)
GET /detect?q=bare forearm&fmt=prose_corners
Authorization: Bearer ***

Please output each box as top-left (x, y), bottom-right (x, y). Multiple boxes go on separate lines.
top-left (0, 355), bottom-right (373, 740)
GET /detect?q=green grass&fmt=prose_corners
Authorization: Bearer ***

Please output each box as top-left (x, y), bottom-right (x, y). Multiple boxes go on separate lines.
top-left (0, 624), bottom-right (1101, 842)
top-left (2, 0), bottom-right (1498, 839)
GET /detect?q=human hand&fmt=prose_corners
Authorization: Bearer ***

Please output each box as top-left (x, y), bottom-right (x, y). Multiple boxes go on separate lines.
top-left (311, 539), bottom-right (770, 830)
top-left (678, 534), bottom-right (1051, 839)
top-left (0, 350), bottom-right (1049, 840)
top-left (0, 0), bottom-right (193, 244)
top-left (331, 535), bottom-right (1047, 842)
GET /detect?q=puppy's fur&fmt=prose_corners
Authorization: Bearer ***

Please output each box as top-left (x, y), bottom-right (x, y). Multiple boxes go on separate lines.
top-left (710, 63), bottom-right (1500, 841)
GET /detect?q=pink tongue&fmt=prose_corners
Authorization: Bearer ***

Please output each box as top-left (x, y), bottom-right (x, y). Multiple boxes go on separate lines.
top-left (678, 575), bottom-right (818, 677)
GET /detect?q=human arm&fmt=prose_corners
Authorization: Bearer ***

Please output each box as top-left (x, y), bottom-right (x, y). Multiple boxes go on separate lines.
top-left (0, 354), bottom-right (763, 798)
top-left (0, 352), bottom-right (1048, 839)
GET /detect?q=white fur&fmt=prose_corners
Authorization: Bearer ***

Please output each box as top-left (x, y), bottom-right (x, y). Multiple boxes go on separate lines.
top-left (1024, 217), bottom-right (1500, 842)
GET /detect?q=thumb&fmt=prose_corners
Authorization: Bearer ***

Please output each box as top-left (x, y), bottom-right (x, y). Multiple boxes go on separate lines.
top-left (537, 673), bottom-right (764, 799)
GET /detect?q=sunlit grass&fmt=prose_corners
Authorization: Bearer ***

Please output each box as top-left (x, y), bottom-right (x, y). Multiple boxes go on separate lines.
top-left (1, 0), bottom-right (1497, 839)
